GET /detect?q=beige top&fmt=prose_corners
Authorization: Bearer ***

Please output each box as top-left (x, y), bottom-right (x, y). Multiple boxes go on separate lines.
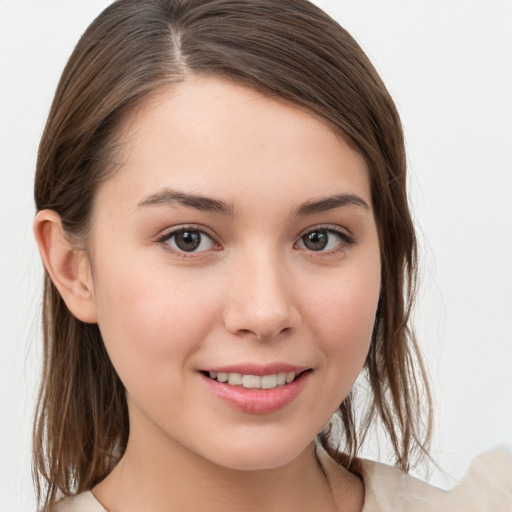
top-left (55, 446), bottom-right (512, 511)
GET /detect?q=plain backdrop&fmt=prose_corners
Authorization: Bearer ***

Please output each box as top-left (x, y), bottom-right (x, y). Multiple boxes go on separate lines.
top-left (1, 0), bottom-right (511, 510)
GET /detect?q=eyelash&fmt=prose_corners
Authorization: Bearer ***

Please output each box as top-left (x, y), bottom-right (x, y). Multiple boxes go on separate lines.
top-left (155, 225), bottom-right (355, 258)
top-left (294, 225), bottom-right (355, 256)
top-left (156, 225), bottom-right (221, 259)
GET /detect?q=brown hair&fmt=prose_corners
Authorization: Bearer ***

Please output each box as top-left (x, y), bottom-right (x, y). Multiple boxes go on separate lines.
top-left (33, 0), bottom-right (432, 509)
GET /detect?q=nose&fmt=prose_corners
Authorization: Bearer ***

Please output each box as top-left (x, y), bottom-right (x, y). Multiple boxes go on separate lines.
top-left (223, 251), bottom-right (300, 341)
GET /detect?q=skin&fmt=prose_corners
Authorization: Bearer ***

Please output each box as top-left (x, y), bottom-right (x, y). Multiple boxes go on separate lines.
top-left (35, 76), bottom-right (381, 511)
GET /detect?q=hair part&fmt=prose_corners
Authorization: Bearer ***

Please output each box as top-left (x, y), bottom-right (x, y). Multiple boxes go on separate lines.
top-left (34, 0), bottom-right (432, 509)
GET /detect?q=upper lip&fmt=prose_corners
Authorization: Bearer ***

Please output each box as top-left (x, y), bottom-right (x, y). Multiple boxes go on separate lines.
top-left (202, 363), bottom-right (311, 376)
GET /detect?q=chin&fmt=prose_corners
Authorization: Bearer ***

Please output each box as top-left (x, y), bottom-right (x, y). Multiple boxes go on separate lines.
top-left (199, 433), bottom-right (314, 472)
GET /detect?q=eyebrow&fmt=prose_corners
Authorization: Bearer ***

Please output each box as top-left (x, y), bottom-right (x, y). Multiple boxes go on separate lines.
top-left (137, 187), bottom-right (237, 216)
top-left (137, 188), bottom-right (369, 216)
top-left (295, 193), bottom-right (369, 215)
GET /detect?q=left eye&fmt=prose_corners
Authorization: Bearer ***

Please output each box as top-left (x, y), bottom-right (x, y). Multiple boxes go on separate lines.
top-left (163, 228), bottom-right (216, 253)
top-left (296, 229), bottom-right (347, 252)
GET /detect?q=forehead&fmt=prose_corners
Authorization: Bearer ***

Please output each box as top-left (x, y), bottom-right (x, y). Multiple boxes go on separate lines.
top-left (97, 76), bottom-right (371, 214)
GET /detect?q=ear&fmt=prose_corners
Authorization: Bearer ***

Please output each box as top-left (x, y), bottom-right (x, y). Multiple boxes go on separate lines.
top-left (33, 210), bottom-right (98, 323)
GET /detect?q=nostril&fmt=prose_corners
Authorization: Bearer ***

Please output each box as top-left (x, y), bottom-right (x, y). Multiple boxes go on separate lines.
top-left (223, 298), bottom-right (300, 340)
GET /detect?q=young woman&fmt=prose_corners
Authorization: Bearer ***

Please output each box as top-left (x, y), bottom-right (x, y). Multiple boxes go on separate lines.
top-left (32, 0), bottom-right (511, 510)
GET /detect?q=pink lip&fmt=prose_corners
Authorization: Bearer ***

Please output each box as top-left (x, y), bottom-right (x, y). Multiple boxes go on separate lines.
top-left (204, 363), bottom-right (310, 376)
top-left (199, 369), bottom-right (311, 415)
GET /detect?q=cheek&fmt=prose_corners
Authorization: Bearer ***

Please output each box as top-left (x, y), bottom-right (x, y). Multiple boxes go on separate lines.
top-left (308, 262), bottom-right (380, 372)
top-left (91, 260), bottom-right (220, 379)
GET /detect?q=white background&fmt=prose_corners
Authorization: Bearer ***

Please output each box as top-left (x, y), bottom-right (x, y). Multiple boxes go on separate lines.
top-left (1, 1), bottom-right (511, 510)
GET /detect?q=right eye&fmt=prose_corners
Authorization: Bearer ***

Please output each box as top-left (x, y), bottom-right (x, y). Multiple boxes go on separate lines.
top-left (158, 227), bottom-right (219, 255)
top-left (294, 226), bottom-right (354, 254)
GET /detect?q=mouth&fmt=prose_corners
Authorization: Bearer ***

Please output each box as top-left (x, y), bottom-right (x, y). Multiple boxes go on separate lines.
top-left (199, 364), bottom-right (312, 414)
top-left (202, 370), bottom-right (308, 390)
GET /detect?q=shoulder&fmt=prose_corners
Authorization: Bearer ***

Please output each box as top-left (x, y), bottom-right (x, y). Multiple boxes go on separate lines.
top-left (361, 446), bottom-right (512, 512)
top-left (53, 491), bottom-right (107, 512)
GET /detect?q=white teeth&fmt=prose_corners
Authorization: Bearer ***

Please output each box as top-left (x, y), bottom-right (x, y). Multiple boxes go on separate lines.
top-left (261, 374), bottom-right (278, 389)
top-left (242, 374), bottom-right (261, 388)
top-left (228, 373), bottom-right (242, 385)
top-left (208, 371), bottom-right (299, 389)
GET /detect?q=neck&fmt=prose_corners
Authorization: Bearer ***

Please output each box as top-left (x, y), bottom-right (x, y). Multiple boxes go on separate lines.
top-left (92, 403), bottom-right (362, 512)
top-left (94, 434), bottom-right (336, 512)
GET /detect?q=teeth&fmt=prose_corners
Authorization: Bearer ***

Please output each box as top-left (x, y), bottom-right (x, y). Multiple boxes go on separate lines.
top-left (261, 374), bottom-right (277, 389)
top-left (208, 371), bottom-right (298, 389)
top-left (242, 375), bottom-right (261, 388)
top-left (228, 373), bottom-right (242, 386)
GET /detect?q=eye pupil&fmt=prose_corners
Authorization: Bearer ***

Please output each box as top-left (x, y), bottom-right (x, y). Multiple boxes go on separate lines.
top-left (175, 230), bottom-right (201, 252)
top-left (303, 230), bottom-right (328, 251)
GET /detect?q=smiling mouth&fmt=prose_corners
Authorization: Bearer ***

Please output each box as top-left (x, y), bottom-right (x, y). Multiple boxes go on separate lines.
top-left (203, 370), bottom-right (309, 390)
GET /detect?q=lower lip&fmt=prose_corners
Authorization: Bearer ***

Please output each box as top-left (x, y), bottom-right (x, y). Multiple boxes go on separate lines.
top-left (200, 371), bottom-right (311, 415)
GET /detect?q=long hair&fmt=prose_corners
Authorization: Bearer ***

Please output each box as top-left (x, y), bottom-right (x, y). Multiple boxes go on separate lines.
top-left (33, 0), bottom-right (432, 509)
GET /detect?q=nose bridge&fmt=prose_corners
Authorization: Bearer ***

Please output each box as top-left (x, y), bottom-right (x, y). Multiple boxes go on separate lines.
top-left (223, 243), bottom-right (299, 340)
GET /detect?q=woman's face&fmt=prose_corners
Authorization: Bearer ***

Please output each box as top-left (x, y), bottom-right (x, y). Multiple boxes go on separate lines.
top-left (86, 76), bottom-right (381, 470)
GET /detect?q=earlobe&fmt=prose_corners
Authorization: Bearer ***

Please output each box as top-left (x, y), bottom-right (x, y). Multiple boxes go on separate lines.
top-left (33, 210), bottom-right (98, 323)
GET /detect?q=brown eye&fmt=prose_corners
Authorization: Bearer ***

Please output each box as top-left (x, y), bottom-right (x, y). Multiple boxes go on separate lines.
top-left (296, 227), bottom-right (353, 253)
top-left (163, 228), bottom-right (216, 253)
top-left (175, 230), bottom-right (201, 251)
top-left (301, 230), bottom-right (329, 251)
